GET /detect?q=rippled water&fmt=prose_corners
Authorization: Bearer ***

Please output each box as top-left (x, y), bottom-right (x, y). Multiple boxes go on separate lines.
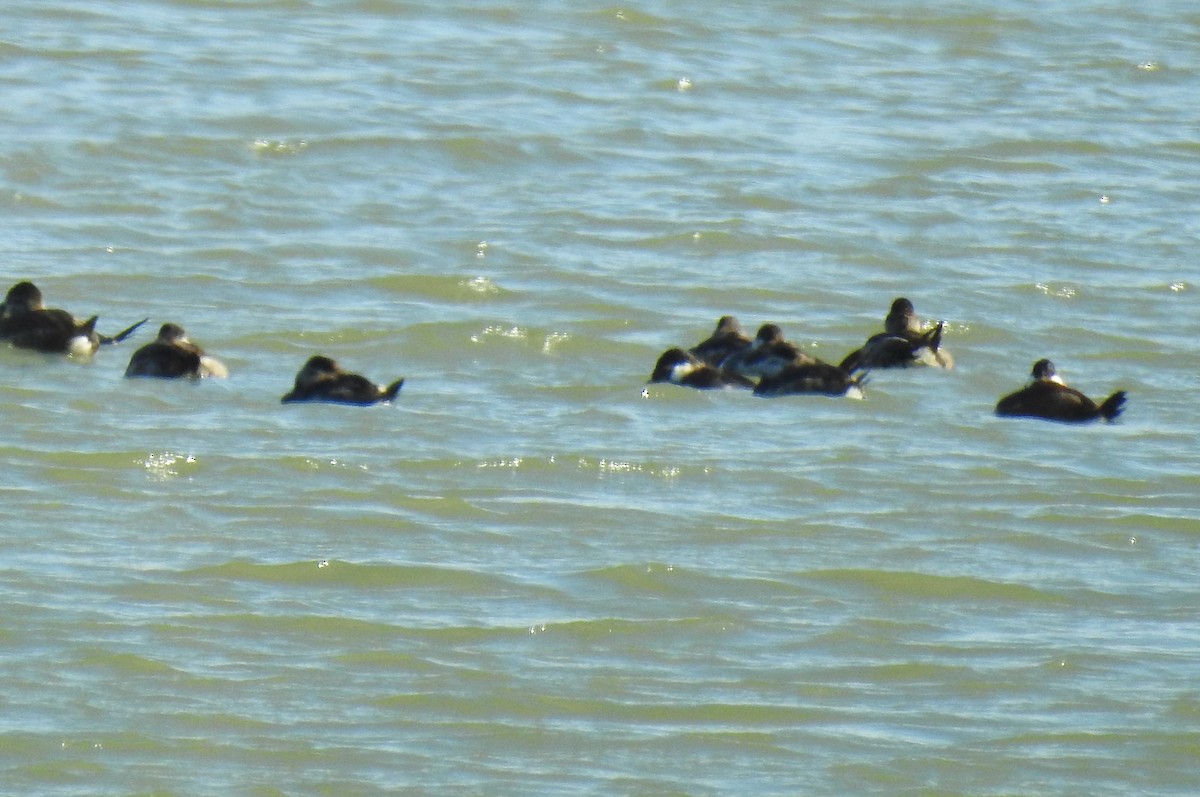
top-left (2, 1), bottom-right (1199, 794)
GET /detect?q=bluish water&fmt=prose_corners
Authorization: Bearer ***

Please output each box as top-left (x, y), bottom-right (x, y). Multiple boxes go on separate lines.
top-left (2, 1), bottom-right (1199, 795)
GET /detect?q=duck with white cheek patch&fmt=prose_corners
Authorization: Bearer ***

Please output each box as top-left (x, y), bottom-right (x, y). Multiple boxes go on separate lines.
top-left (0, 280), bottom-right (147, 356)
top-left (995, 359), bottom-right (1126, 423)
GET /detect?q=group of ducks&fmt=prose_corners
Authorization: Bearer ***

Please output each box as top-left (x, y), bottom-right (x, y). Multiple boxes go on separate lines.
top-left (0, 281), bottom-right (404, 405)
top-left (0, 281), bottom-right (1128, 422)
top-left (650, 297), bottom-right (1127, 424)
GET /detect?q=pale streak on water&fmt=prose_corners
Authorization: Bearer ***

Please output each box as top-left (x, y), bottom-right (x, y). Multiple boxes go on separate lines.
top-left (1, 1), bottom-right (1198, 794)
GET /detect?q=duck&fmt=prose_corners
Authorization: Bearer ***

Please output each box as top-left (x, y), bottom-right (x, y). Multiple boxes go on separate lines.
top-left (649, 347), bottom-right (755, 390)
top-left (753, 361), bottom-right (866, 399)
top-left (839, 297), bottom-right (953, 374)
top-left (0, 280), bottom-right (147, 356)
top-left (687, 315), bottom-right (752, 368)
top-left (281, 355), bottom-right (404, 405)
top-left (124, 323), bottom-right (228, 379)
top-left (723, 323), bottom-right (820, 379)
top-left (995, 359), bottom-right (1126, 423)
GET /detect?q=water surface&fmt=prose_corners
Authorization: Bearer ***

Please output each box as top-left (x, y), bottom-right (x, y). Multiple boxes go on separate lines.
top-left (2, 1), bottom-right (1199, 794)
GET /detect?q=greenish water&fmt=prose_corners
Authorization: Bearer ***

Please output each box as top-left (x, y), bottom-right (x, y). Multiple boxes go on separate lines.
top-left (1, 1), bottom-right (1199, 794)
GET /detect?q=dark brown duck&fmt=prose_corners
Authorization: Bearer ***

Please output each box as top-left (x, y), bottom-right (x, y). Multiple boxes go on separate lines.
top-left (995, 359), bottom-right (1126, 423)
top-left (839, 297), bottom-right (953, 374)
top-left (125, 323), bottom-right (228, 379)
top-left (0, 281), bottom-right (146, 356)
top-left (281, 355), bottom-right (404, 405)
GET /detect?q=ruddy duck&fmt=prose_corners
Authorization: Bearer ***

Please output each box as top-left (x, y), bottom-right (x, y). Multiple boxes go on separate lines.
top-left (753, 361), bottom-right (865, 399)
top-left (649, 347), bottom-right (754, 390)
top-left (281, 355), bottom-right (404, 405)
top-left (723, 323), bottom-right (820, 379)
top-left (125, 323), bottom-right (228, 379)
top-left (0, 281), bottom-right (147, 356)
top-left (995, 359), bottom-right (1126, 423)
top-left (839, 297), bottom-right (953, 373)
top-left (688, 315), bottom-right (752, 368)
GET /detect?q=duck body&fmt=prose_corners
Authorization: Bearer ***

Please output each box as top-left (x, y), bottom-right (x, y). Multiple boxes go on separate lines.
top-left (840, 298), bottom-right (953, 374)
top-left (839, 324), bottom-right (950, 373)
top-left (995, 359), bottom-right (1125, 423)
top-left (649, 347), bottom-right (755, 390)
top-left (687, 315), bottom-right (752, 368)
top-left (125, 323), bottom-right (228, 379)
top-left (0, 307), bottom-right (100, 355)
top-left (753, 361), bottom-right (865, 399)
top-left (0, 281), bottom-right (146, 355)
top-left (723, 323), bottom-right (819, 379)
top-left (281, 355), bottom-right (404, 405)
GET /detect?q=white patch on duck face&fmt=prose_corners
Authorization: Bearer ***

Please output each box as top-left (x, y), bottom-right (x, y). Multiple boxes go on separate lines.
top-left (669, 360), bottom-right (698, 382)
top-left (67, 334), bottom-right (95, 358)
top-left (198, 355), bottom-right (229, 379)
top-left (1048, 374), bottom-right (1066, 385)
top-left (910, 346), bottom-right (941, 367)
top-left (909, 346), bottom-right (953, 369)
top-left (844, 384), bottom-right (866, 400)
